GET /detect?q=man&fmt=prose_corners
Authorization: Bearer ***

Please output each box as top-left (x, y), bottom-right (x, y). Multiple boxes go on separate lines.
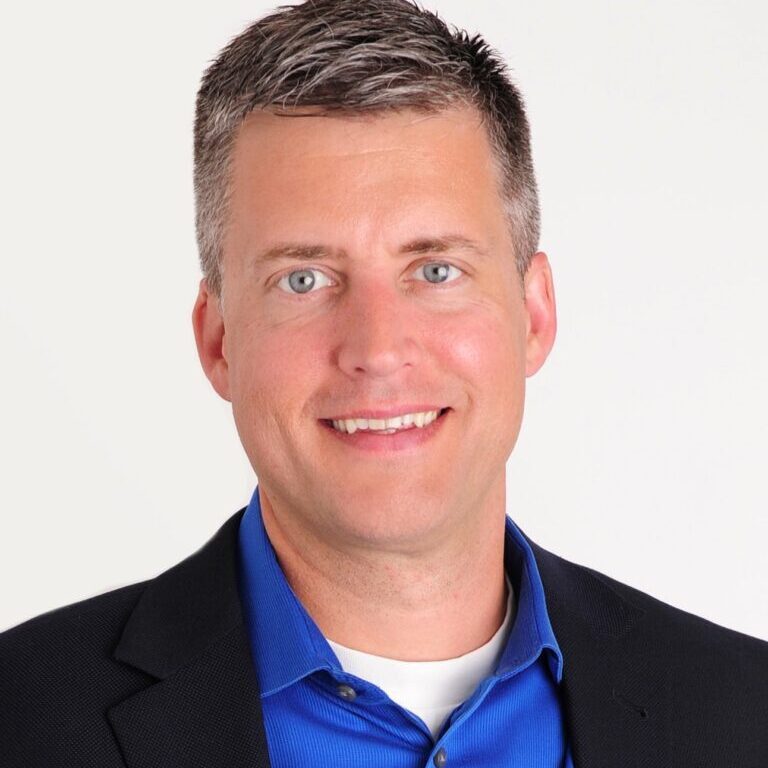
top-left (1, 0), bottom-right (766, 765)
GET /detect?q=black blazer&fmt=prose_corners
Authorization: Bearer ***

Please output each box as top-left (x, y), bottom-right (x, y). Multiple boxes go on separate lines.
top-left (1, 509), bottom-right (766, 767)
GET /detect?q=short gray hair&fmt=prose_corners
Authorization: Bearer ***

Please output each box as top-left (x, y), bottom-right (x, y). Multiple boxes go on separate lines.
top-left (194, 0), bottom-right (540, 297)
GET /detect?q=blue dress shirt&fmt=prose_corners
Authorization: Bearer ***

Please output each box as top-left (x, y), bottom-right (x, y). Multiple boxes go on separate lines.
top-left (237, 487), bottom-right (574, 767)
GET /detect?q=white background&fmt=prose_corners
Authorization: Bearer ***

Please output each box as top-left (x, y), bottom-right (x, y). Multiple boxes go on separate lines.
top-left (1, 1), bottom-right (766, 638)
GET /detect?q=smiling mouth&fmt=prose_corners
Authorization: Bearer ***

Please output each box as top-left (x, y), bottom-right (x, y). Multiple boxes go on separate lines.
top-left (322, 407), bottom-right (451, 435)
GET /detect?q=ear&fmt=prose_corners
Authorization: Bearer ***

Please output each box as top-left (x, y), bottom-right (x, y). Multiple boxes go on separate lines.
top-left (192, 278), bottom-right (231, 402)
top-left (523, 251), bottom-right (557, 377)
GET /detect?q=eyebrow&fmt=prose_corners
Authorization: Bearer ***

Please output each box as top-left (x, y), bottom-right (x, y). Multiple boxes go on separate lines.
top-left (252, 234), bottom-right (488, 264)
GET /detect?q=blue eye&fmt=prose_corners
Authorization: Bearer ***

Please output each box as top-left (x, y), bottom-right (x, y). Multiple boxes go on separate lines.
top-left (277, 268), bottom-right (334, 294)
top-left (414, 262), bottom-right (462, 284)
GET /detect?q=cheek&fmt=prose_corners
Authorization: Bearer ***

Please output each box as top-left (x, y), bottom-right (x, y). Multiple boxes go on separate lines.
top-left (228, 319), bottom-right (325, 419)
top-left (432, 305), bottom-right (526, 457)
top-left (433, 307), bottom-right (525, 392)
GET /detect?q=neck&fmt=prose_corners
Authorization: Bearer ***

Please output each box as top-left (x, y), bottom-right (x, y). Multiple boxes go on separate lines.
top-left (258, 484), bottom-right (508, 661)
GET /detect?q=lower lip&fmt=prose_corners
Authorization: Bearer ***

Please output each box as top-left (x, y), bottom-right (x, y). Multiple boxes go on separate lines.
top-left (319, 410), bottom-right (450, 454)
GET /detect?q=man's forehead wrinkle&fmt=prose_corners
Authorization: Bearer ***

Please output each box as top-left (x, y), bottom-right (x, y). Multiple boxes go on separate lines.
top-left (301, 144), bottom-right (432, 162)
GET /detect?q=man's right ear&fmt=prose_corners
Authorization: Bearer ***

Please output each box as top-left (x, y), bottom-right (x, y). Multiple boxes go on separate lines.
top-left (192, 278), bottom-right (231, 402)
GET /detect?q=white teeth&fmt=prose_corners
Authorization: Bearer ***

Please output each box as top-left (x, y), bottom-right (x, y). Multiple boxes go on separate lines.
top-left (330, 409), bottom-right (444, 434)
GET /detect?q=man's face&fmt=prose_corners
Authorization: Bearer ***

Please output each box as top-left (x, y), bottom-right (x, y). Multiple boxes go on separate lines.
top-left (194, 106), bottom-right (555, 549)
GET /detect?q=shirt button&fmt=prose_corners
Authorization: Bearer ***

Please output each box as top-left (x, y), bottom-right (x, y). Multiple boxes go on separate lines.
top-left (336, 683), bottom-right (357, 702)
top-left (433, 747), bottom-right (448, 767)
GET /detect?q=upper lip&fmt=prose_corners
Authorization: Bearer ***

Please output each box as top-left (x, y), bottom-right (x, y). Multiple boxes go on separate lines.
top-left (323, 405), bottom-right (448, 421)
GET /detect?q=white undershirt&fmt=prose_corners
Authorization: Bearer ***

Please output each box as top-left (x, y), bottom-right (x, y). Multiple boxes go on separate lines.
top-left (327, 576), bottom-right (514, 740)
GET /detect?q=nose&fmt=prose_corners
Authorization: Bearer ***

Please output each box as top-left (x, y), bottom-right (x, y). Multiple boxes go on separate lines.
top-left (335, 280), bottom-right (421, 380)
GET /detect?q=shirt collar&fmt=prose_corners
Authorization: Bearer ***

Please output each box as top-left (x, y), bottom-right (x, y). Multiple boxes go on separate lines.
top-left (237, 486), bottom-right (563, 697)
top-left (499, 515), bottom-right (564, 683)
top-left (237, 487), bottom-right (339, 696)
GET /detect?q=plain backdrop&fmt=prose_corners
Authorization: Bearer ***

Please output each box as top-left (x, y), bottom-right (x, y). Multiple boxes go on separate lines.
top-left (1, 0), bottom-right (766, 638)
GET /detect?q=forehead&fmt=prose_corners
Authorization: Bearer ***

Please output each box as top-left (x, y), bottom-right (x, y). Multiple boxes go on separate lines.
top-left (230, 103), bottom-right (499, 187)
top-left (224, 105), bottom-right (510, 262)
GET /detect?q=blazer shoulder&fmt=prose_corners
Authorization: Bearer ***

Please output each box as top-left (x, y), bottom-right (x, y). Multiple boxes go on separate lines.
top-left (537, 546), bottom-right (768, 764)
top-left (570, 558), bottom-right (768, 709)
top-left (534, 537), bottom-right (766, 650)
top-left (583, 561), bottom-right (767, 651)
top-left (2, 579), bottom-right (147, 637)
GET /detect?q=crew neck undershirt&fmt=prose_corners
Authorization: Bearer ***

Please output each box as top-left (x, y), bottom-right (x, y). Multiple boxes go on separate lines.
top-left (327, 575), bottom-right (515, 740)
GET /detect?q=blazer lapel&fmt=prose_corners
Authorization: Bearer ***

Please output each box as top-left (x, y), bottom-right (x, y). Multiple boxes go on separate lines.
top-left (526, 536), bottom-right (667, 768)
top-left (107, 510), bottom-right (271, 768)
